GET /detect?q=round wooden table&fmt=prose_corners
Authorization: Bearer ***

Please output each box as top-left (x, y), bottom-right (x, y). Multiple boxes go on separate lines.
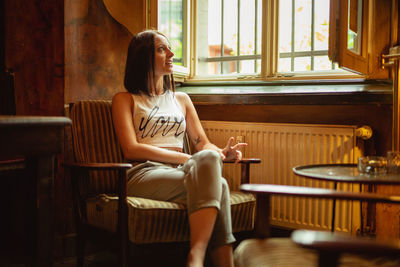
top-left (293, 164), bottom-right (400, 184)
top-left (293, 164), bottom-right (400, 233)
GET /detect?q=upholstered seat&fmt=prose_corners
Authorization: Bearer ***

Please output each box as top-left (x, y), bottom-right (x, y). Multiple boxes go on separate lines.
top-left (65, 100), bottom-right (260, 266)
top-left (86, 190), bottom-right (255, 244)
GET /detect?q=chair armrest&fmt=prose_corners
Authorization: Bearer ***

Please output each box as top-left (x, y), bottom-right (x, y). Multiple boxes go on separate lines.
top-left (0, 157), bottom-right (25, 171)
top-left (63, 161), bottom-right (132, 170)
top-left (292, 230), bottom-right (400, 256)
top-left (64, 161), bottom-right (132, 229)
top-left (223, 158), bottom-right (261, 164)
top-left (223, 158), bottom-right (261, 184)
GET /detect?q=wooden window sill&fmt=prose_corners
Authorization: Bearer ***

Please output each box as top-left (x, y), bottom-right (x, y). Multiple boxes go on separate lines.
top-left (177, 80), bottom-right (392, 105)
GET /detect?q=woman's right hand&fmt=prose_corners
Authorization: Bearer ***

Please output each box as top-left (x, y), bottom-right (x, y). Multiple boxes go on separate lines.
top-left (221, 137), bottom-right (247, 163)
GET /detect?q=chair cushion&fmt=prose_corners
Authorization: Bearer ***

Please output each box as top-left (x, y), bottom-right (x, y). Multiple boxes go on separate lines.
top-left (86, 190), bottom-right (255, 244)
top-left (234, 238), bottom-right (400, 267)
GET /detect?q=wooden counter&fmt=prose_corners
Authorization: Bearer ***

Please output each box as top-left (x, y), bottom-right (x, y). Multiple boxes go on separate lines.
top-left (0, 116), bottom-right (71, 267)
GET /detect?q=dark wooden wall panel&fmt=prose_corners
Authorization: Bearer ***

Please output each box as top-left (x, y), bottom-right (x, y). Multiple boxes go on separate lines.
top-left (5, 0), bottom-right (64, 115)
top-left (65, 0), bottom-right (133, 103)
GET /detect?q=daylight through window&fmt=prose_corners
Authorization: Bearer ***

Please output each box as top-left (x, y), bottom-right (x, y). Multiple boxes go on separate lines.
top-left (157, 0), bottom-right (349, 79)
top-left (158, 0), bottom-right (185, 66)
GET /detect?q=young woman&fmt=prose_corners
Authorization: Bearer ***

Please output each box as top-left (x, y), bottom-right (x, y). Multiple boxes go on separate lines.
top-left (112, 30), bottom-right (246, 267)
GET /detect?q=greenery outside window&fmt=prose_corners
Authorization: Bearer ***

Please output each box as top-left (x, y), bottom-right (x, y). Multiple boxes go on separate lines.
top-left (158, 0), bottom-right (190, 77)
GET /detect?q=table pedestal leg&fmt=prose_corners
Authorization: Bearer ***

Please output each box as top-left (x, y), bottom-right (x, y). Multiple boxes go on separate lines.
top-left (25, 156), bottom-right (55, 267)
top-left (331, 182), bottom-right (337, 232)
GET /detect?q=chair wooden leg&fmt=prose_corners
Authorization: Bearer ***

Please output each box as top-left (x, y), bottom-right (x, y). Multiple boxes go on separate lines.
top-left (119, 241), bottom-right (128, 267)
top-left (117, 169), bottom-right (128, 267)
top-left (118, 226), bottom-right (128, 267)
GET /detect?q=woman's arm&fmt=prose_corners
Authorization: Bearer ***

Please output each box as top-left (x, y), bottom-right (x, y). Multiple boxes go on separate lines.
top-left (112, 92), bottom-right (191, 165)
top-left (176, 92), bottom-right (246, 162)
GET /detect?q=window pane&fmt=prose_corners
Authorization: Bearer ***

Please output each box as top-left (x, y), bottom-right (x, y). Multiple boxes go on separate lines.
top-left (294, 0), bottom-right (311, 52)
top-left (278, 0), bottom-right (338, 73)
top-left (279, 0), bottom-right (292, 54)
top-left (197, 0), bottom-right (262, 76)
top-left (223, 61), bottom-right (238, 74)
top-left (278, 58), bottom-right (291, 72)
top-left (239, 60), bottom-right (255, 73)
top-left (208, 62), bottom-right (222, 75)
top-left (347, 0), bottom-right (362, 54)
top-left (208, 0), bottom-right (222, 57)
top-left (294, 56), bottom-right (311, 71)
top-left (158, 0), bottom-right (184, 66)
top-left (256, 0), bottom-right (262, 55)
top-left (223, 0), bottom-right (238, 57)
top-left (240, 0), bottom-right (255, 56)
top-left (314, 0), bottom-right (329, 51)
top-left (314, 56), bottom-right (332, 71)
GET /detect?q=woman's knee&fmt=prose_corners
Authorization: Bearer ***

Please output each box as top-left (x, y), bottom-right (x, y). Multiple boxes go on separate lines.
top-left (194, 149), bottom-right (222, 166)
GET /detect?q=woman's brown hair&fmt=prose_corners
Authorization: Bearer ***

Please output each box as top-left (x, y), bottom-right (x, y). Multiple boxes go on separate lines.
top-left (124, 30), bottom-right (174, 96)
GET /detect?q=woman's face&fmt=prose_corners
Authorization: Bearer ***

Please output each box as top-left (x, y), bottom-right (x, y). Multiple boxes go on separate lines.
top-left (154, 34), bottom-right (174, 77)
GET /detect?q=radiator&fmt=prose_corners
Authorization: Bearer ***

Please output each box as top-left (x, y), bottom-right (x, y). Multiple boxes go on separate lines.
top-left (201, 120), bottom-right (364, 234)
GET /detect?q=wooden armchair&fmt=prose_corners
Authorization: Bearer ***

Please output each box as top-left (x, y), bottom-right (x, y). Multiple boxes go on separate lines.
top-left (64, 100), bottom-right (260, 267)
top-left (234, 184), bottom-right (400, 267)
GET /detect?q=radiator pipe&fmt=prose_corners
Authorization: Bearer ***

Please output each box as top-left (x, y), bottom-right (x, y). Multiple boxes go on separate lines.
top-left (383, 46), bottom-right (400, 152)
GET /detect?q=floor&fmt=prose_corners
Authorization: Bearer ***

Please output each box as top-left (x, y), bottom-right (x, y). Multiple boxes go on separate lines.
top-left (0, 242), bottom-right (188, 267)
top-left (55, 252), bottom-right (118, 267)
top-left (0, 229), bottom-right (290, 267)
top-left (0, 252), bottom-right (117, 267)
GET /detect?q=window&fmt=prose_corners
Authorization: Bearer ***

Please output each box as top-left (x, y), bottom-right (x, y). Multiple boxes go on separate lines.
top-left (196, 0), bottom-right (262, 76)
top-left (158, 0), bottom-right (190, 76)
top-left (278, 0), bottom-right (337, 72)
top-left (158, 0), bottom-right (185, 66)
top-left (328, 0), bottom-right (391, 79)
top-left (329, 0), bottom-right (369, 75)
top-left (156, 0), bottom-right (391, 80)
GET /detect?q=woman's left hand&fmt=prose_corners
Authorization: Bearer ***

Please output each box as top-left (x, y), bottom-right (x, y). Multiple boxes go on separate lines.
top-left (221, 137), bottom-right (247, 163)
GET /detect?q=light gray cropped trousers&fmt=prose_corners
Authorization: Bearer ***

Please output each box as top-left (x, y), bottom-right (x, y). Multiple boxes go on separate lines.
top-left (127, 149), bottom-right (235, 248)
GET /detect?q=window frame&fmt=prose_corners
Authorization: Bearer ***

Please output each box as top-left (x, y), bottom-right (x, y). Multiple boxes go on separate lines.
top-left (154, 0), bottom-right (389, 82)
top-left (329, 0), bottom-right (368, 75)
top-left (152, 0), bottom-right (191, 81)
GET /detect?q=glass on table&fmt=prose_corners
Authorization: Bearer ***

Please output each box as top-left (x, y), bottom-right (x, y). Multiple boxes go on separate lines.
top-left (358, 156), bottom-right (387, 175)
top-left (387, 151), bottom-right (400, 174)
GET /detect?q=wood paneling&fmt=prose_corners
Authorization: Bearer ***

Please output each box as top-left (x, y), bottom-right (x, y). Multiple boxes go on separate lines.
top-left (367, 0), bottom-right (392, 79)
top-left (65, 0), bottom-right (134, 103)
top-left (5, 0), bottom-right (64, 115)
top-left (376, 185), bottom-right (400, 240)
top-left (103, 0), bottom-right (146, 35)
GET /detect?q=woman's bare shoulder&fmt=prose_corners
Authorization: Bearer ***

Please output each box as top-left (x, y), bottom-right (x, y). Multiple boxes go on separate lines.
top-left (112, 91), bottom-right (132, 104)
top-left (174, 91), bottom-right (191, 102)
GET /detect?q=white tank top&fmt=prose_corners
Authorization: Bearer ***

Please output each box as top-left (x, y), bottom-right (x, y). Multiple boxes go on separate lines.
top-left (132, 90), bottom-right (186, 148)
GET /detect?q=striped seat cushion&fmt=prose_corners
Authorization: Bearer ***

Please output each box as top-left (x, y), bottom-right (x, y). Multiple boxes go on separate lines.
top-left (86, 190), bottom-right (255, 243)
